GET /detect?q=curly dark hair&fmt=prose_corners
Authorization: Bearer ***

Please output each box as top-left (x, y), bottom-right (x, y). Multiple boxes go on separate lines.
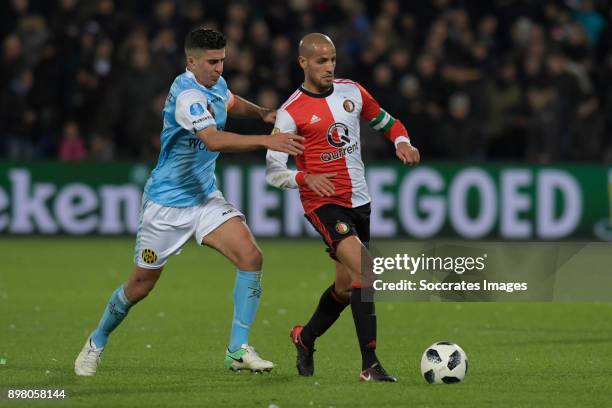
top-left (185, 28), bottom-right (226, 51)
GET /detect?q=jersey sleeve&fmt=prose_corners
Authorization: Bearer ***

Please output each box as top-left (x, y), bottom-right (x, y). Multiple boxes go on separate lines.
top-left (265, 109), bottom-right (304, 189)
top-left (226, 89), bottom-right (236, 112)
top-left (356, 82), bottom-right (411, 147)
top-left (266, 150), bottom-right (300, 189)
top-left (175, 89), bottom-right (216, 133)
top-left (273, 108), bottom-right (297, 134)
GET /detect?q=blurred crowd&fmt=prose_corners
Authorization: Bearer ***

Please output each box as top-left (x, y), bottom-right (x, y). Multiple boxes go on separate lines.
top-left (1, 0), bottom-right (612, 163)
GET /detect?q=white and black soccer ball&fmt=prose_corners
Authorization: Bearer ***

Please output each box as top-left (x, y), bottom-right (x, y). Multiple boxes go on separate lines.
top-left (420, 341), bottom-right (468, 384)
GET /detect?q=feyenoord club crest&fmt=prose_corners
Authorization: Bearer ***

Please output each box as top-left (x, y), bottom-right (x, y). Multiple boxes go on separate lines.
top-left (335, 221), bottom-right (350, 234)
top-left (343, 99), bottom-right (355, 112)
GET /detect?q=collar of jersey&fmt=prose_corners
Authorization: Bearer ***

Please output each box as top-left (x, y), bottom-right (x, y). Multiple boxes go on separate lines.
top-left (299, 84), bottom-right (334, 98)
top-left (185, 69), bottom-right (215, 89)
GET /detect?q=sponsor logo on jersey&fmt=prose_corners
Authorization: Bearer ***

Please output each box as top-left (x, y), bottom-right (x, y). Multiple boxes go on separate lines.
top-left (192, 117), bottom-right (208, 126)
top-left (141, 248), bottom-right (158, 264)
top-left (310, 114), bottom-right (321, 124)
top-left (320, 143), bottom-right (359, 162)
top-left (326, 123), bottom-right (350, 148)
top-left (188, 138), bottom-right (208, 151)
top-left (321, 122), bottom-right (358, 162)
top-left (343, 99), bottom-right (355, 112)
top-left (190, 102), bottom-right (205, 116)
top-left (335, 221), bottom-right (350, 234)
top-left (208, 94), bottom-right (223, 104)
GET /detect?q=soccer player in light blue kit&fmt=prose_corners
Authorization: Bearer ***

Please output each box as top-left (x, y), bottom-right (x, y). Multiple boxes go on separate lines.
top-left (75, 28), bottom-right (304, 376)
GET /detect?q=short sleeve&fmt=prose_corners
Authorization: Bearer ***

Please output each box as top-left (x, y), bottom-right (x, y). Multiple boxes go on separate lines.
top-left (175, 89), bottom-right (216, 133)
top-left (226, 89), bottom-right (236, 112)
top-left (355, 82), bottom-right (382, 122)
top-left (272, 108), bottom-right (297, 134)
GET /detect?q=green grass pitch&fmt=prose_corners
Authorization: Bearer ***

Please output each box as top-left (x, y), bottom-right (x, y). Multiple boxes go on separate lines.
top-left (1, 238), bottom-right (611, 407)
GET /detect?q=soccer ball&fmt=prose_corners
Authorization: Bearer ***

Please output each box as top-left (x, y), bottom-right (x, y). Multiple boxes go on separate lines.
top-left (420, 341), bottom-right (468, 384)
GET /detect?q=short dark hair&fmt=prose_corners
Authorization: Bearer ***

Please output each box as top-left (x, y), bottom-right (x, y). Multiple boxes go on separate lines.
top-left (185, 28), bottom-right (226, 52)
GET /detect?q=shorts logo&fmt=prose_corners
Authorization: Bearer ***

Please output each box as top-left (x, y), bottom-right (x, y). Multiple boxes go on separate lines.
top-left (343, 99), bottom-right (355, 112)
top-left (335, 221), bottom-right (350, 234)
top-left (141, 249), bottom-right (157, 264)
top-left (190, 102), bottom-right (205, 116)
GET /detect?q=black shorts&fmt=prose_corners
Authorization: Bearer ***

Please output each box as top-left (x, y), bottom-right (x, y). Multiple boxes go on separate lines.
top-left (305, 203), bottom-right (371, 260)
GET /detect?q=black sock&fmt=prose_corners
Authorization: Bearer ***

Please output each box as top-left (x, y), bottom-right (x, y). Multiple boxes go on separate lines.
top-left (350, 286), bottom-right (378, 370)
top-left (301, 284), bottom-right (349, 348)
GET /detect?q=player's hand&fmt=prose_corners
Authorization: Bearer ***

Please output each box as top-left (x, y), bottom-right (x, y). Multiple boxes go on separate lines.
top-left (266, 133), bottom-right (305, 156)
top-left (396, 142), bottom-right (420, 166)
top-left (260, 109), bottom-right (277, 124)
top-left (305, 173), bottom-right (336, 197)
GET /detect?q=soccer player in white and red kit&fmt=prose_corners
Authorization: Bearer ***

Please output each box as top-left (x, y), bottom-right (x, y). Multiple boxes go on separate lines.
top-left (266, 33), bottom-right (420, 382)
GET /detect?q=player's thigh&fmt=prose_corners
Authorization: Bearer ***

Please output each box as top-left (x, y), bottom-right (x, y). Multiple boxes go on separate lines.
top-left (352, 203), bottom-right (371, 248)
top-left (195, 191), bottom-right (261, 271)
top-left (202, 217), bottom-right (263, 271)
top-left (305, 204), bottom-right (359, 260)
top-left (335, 235), bottom-right (372, 281)
top-left (134, 197), bottom-right (196, 269)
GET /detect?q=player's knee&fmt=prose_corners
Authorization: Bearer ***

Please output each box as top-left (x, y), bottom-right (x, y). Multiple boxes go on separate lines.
top-left (127, 281), bottom-right (156, 303)
top-left (334, 282), bottom-right (352, 302)
top-left (235, 245), bottom-right (263, 271)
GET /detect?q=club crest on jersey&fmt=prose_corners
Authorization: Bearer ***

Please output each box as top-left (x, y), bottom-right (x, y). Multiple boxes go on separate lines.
top-left (335, 221), bottom-right (350, 234)
top-left (343, 99), bottom-right (355, 112)
top-left (141, 249), bottom-right (157, 264)
top-left (271, 127), bottom-right (280, 134)
top-left (326, 123), bottom-right (350, 148)
top-left (190, 102), bottom-right (204, 116)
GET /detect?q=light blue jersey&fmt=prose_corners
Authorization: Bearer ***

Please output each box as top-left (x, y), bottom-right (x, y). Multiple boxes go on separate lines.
top-left (144, 69), bottom-right (234, 207)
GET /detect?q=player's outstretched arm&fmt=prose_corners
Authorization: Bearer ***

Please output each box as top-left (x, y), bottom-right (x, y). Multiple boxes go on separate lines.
top-left (266, 150), bottom-right (336, 195)
top-left (228, 95), bottom-right (277, 124)
top-left (357, 82), bottom-right (420, 166)
top-left (197, 126), bottom-right (304, 155)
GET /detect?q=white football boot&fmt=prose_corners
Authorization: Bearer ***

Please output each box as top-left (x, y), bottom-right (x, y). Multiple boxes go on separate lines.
top-left (74, 337), bottom-right (104, 376)
top-left (224, 344), bottom-right (274, 372)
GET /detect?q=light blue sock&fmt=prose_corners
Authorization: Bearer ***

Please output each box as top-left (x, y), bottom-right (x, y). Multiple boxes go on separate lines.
top-left (91, 286), bottom-right (132, 348)
top-left (228, 270), bottom-right (262, 352)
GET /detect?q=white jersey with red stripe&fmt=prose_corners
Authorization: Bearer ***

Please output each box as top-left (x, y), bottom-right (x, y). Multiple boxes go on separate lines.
top-left (266, 79), bottom-right (410, 214)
